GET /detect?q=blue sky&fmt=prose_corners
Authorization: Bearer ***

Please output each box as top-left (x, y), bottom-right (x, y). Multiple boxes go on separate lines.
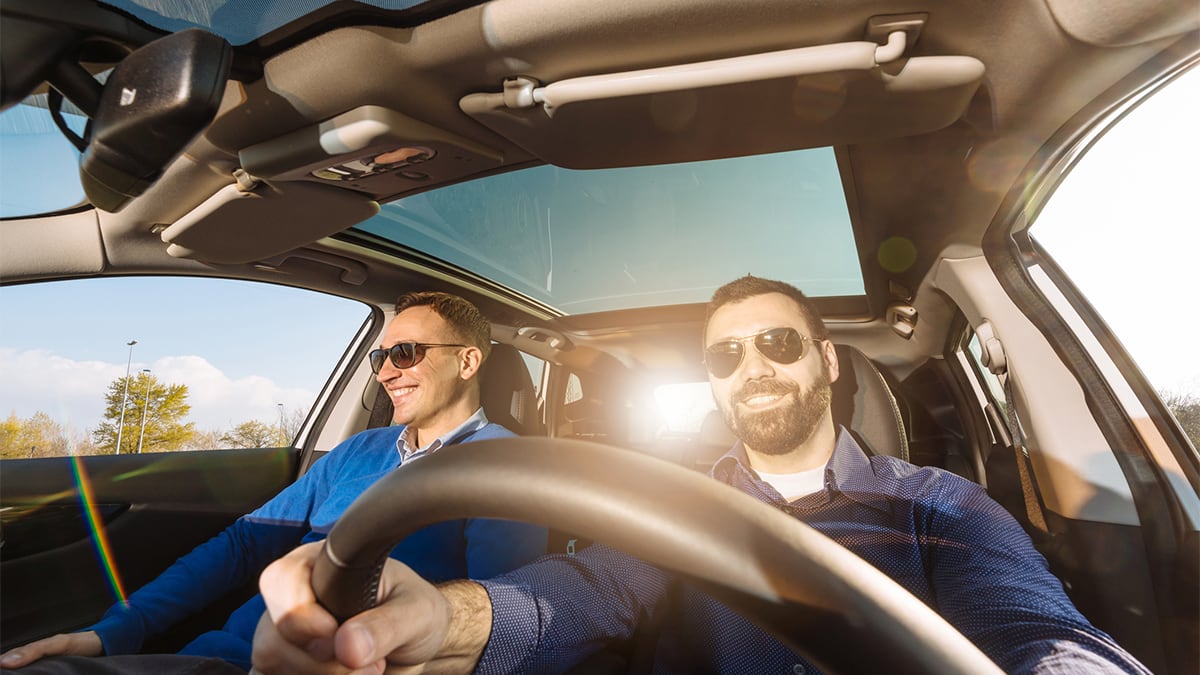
top-left (0, 277), bottom-right (369, 433)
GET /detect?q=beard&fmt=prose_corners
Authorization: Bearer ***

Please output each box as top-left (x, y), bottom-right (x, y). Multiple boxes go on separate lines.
top-left (720, 367), bottom-right (832, 456)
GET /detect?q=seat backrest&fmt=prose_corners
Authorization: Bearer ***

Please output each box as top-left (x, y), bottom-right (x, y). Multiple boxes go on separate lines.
top-left (685, 343), bottom-right (908, 469)
top-left (367, 343), bottom-right (542, 436)
top-left (830, 344), bottom-right (908, 461)
top-left (479, 343), bottom-right (543, 436)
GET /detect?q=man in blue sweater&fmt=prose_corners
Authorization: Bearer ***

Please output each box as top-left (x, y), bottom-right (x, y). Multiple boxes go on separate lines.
top-left (1, 291), bottom-right (547, 673)
top-left (250, 276), bottom-right (1149, 674)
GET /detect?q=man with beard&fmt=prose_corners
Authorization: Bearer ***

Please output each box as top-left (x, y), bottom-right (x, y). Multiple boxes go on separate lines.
top-left (250, 276), bottom-right (1148, 674)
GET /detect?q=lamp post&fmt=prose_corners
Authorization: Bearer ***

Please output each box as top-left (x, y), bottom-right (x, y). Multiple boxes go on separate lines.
top-left (136, 369), bottom-right (152, 454)
top-left (114, 340), bottom-right (137, 454)
top-left (277, 403), bottom-right (286, 445)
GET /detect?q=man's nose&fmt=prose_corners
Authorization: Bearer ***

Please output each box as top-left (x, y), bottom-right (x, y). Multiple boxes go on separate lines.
top-left (738, 344), bottom-right (776, 379)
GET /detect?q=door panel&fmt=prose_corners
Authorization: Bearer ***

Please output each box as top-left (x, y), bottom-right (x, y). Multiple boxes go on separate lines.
top-left (0, 448), bottom-right (297, 650)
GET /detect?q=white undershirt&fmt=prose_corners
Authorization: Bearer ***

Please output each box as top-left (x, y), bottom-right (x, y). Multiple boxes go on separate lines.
top-left (756, 465), bottom-right (826, 501)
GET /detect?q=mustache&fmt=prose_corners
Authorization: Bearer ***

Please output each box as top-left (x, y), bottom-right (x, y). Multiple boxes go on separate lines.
top-left (734, 378), bottom-right (797, 403)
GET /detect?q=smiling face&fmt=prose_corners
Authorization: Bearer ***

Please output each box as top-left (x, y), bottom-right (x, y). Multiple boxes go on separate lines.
top-left (706, 292), bottom-right (840, 469)
top-left (375, 305), bottom-right (482, 446)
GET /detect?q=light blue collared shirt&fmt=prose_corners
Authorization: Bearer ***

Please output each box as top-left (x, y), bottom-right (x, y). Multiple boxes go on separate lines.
top-left (397, 406), bottom-right (489, 463)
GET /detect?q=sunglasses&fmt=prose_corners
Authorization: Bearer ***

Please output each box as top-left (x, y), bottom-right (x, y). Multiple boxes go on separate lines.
top-left (704, 327), bottom-right (818, 379)
top-left (369, 342), bottom-right (466, 374)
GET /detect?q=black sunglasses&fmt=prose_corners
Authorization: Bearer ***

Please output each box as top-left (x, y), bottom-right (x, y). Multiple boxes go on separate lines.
top-left (704, 327), bottom-right (818, 379)
top-left (369, 342), bottom-right (466, 374)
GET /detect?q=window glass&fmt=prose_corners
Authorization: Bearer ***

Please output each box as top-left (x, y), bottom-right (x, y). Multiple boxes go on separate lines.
top-left (355, 147), bottom-right (861, 314)
top-left (0, 99), bottom-right (87, 218)
top-left (0, 277), bottom-right (370, 457)
top-left (98, 0), bottom-right (436, 46)
top-left (965, 332), bottom-right (1007, 416)
top-left (654, 382), bottom-right (716, 436)
top-left (564, 373), bottom-right (583, 405)
top-left (518, 351), bottom-right (545, 398)
top-left (1030, 66), bottom-right (1199, 446)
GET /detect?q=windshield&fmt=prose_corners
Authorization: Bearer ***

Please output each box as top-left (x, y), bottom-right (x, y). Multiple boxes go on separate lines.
top-left (98, 0), bottom-right (469, 45)
top-left (0, 99), bottom-right (87, 218)
top-left (353, 147), bottom-right (864, 315)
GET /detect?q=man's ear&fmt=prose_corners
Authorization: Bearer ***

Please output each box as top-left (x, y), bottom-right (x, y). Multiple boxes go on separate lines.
top-left (823, 339), bottom-right (840, 384)
top-left (459, 346), bottom-right (484, 380)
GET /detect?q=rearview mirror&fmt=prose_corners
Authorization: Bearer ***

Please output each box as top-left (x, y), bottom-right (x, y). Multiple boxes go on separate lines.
top-left (80, 28), bottom-right (231, 212)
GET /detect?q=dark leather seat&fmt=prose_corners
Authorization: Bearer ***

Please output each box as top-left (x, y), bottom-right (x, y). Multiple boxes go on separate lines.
top-left (478, 343), bottom-right (543, 436)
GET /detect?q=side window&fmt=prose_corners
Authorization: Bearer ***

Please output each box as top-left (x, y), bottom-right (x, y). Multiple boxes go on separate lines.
top-left (1030, 66), bottom-right (1199, 448)
top-left (0, 277), bottom-right (370, 458)
top-left (564, 372), bottom-right (584, 405)
top-left (954, 327), bottom-right (1012, 450)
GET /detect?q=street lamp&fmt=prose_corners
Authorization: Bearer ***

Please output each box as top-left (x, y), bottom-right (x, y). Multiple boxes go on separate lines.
top-left (114, 340), bottom-right (137, 454)
top-left (137, 369), bottom-right (152, 454)
top-left (277, 403), bottom-right (286, 445)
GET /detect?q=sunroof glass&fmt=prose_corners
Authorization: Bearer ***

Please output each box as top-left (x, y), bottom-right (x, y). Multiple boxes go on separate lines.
top-left (354, 146), bottom-right (864, 315)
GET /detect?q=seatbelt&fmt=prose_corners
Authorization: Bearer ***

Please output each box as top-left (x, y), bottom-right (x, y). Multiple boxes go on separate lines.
top-left (1002, 375), bottom-right (1048, 533)
top-left (977, 321), bottom-right (1048, 533)
top-left (367, 383), bottom-right (394, 429)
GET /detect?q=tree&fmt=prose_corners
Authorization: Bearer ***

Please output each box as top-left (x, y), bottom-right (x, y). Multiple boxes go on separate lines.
top-left (1162, 391), bottom-right (1200, 449)
top-left (220, 420), bottom-right (283, 449)
top-left (93, 372), bottom-right (195, 454)
top-left (182, 428), bottom-right (223, 451)
top-left (281, 405), bottom-right (306, 445)
top-left (0, 411), bottom-right (69, 459)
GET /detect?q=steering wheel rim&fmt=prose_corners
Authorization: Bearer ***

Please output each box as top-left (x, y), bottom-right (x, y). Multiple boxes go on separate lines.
top-left (312, 436), bottom-right (1003, 675)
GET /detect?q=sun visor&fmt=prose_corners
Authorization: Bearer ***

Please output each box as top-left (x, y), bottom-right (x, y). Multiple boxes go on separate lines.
top-left (160, 178), bottom-right (379, 264)
top-left (460, 29), bottom-right (984, 168)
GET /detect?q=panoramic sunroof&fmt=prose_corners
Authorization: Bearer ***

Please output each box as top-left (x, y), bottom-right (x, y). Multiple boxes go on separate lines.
top-left (100, 0), bottom-right (449, 45)
top-left (353, 147), bottom-right (865, 315)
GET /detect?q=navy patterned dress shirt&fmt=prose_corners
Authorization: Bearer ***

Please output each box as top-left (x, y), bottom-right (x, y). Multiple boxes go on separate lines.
top-left (476, 428), bottom-right (1149, 674)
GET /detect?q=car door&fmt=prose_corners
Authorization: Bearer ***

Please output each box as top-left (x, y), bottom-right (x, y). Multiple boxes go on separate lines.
top-left (949, 60), bottom-right (1200, 674)
top-left (0, 270), bottom-right (376, 653)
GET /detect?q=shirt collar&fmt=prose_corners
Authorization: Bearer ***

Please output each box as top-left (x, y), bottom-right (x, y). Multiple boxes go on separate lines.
top-left (397, 407), bottom-right (490, 463)
top-left (710, 426), bottom-right (890, 512)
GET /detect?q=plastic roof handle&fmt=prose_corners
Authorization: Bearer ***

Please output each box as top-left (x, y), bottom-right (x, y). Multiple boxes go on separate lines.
top-left (501, 32), bottom-right (908, 116)
top-left (311, 436), bottom-right (1003, 675)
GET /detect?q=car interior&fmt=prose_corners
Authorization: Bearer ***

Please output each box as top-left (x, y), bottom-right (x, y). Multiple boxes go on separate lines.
top-left (0, 0), bottom-right (1197, 672)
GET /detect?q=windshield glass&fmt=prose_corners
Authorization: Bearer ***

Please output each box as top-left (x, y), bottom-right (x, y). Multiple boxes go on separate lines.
top-left (0, 99), bottom-right (87, 218)
top-left (99, 0), bottom-right (458, 45)
top-left (354, 147), bottom-right (863, 315)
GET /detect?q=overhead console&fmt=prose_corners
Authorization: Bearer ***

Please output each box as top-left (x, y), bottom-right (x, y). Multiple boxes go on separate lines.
top-left (238, 106), bottom-right (504, 197)
top-left (460, 14), bottom-right (986, 168)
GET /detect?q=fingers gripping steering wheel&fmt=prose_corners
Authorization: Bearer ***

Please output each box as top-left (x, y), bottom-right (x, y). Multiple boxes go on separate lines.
top-left (311, 437), bottom-right (1002, 675)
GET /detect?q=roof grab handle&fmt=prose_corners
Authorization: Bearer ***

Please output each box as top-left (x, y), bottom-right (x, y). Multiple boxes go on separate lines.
top-left (501, 30), bottom-right (916, 115)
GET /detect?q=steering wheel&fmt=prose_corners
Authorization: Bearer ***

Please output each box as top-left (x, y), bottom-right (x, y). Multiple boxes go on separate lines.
top-left (311, 437), bottom-right (1003, 674)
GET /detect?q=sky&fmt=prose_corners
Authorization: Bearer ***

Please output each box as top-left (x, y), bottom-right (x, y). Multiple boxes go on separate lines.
top-left (0, 65), bottom-right (1196, 443)
top-left (1031, 66), bottom-right (1200, 398)
top-left (0, 278), bottom-right (369, 435)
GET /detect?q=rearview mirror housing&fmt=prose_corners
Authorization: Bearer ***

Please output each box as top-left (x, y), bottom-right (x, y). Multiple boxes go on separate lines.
top-left (80, 28), bottom-right (231, 212)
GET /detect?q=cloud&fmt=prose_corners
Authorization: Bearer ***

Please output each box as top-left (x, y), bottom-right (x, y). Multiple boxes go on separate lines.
top-left (0, 348), bottom-right (317, 433)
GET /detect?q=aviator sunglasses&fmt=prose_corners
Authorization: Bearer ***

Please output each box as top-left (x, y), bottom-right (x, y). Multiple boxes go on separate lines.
top-left (703, 327), bottom-right (819, 379)
top-left (369, 341), bottom-right (466, 374)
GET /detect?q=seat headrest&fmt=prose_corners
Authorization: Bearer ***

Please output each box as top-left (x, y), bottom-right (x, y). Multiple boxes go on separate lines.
top-left (691, 343), bottom-right (908, 466)
top-left (830, 344), bottom-right (908, 461)
top-left (479, 343), bottom-right (542, 436)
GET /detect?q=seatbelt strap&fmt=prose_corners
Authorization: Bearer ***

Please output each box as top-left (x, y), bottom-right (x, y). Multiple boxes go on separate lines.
top-left (367, 383), bottom-right (394, 429)
top-left (1002, 375), bottom-right (1048, 533)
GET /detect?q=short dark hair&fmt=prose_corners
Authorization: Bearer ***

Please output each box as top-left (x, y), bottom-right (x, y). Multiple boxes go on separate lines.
top-left (394, 291), bottom-right (492, 360)
top-left (706, 276), bottom-right (829, 340)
